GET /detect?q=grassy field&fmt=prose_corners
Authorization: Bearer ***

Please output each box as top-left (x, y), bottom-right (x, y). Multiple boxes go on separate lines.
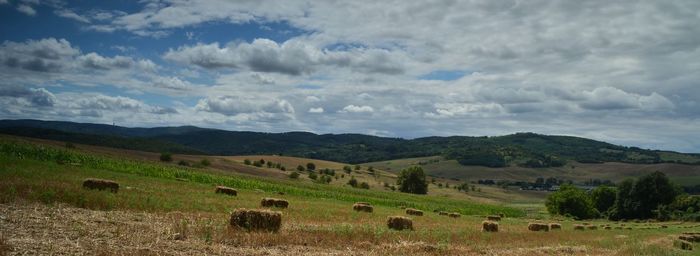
top-left (0, 137), bottom-right (698, 255)
top-left (364, 156), bottom-right (700, 184)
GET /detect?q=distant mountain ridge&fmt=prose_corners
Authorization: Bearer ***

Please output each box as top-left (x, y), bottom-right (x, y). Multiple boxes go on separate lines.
top-left (1, 119), bottom-right (698, 166)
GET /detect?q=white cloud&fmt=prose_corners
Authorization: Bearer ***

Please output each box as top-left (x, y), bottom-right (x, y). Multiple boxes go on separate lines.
top-left (308, 107), bottom-right (324, 113)
top-left (195, 96), bottom-right (295, 116)
top-left (339, 105), bottom-right (374, 113)
top-left (16, 4), bottom-right (36, 16)
top-left (55, 9), bottom-right (91, 23)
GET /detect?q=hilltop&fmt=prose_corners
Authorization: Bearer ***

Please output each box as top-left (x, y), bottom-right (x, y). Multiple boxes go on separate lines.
top-left (1, 119), bottom-right (699, 168)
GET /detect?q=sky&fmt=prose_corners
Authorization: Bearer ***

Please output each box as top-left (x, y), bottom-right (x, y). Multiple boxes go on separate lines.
top-left (0, 0), bottom-right (699, 152)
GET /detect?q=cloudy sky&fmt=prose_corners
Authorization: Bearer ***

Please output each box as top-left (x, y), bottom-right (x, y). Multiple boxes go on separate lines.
top-left (0, 1), bottom-right (699, 152)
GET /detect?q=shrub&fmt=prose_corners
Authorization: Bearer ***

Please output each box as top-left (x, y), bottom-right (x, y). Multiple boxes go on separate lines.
top-left (200, 159), bottom-right (211, 166)
top-left (359, 182), bottom-right (370, 189)
top-left (177, 160), bottom-right (190, 166)
top-left (354, 165), bottom-right (361, 170)
top-left (306, 162), bottom-right (316, 171)
top-left (308, 172), bottom-right (318, 180)
top-left (289, 172), bottom-right (300, 179)
top-left (343, 166), bottom-right (352, 174)
top-left (243, 159), bottom-right (251, 165)
top-left (296, 165), bottom-right (305, 172)
top-left (160, 152), bottom-right (172, 162)
top-left (348, 177), bottom-right (358, 187)
top-left (397, 166), bottom-right (428, 194)
top-left (545, 184), bottom-right (598, 220)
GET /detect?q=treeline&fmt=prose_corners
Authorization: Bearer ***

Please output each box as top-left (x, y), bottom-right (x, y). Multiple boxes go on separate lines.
top-left (546, 171), bottom-right (700, 221)
top-left (3, 120), bottom-right (700, 167)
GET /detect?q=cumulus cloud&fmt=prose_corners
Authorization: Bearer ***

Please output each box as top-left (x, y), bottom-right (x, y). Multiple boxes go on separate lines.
top-left (308, 107), bottom-right (324, 113)
top-left (579, 87), bottom-right (674, 111)
top-left (164, 38), bottom-right (406, 75)
top-left (339, 105), bottom-right (374, 113)
top-left (0, 86), bottom-right (56, 107)
top-left (195, 96), bottom-right (295, 117)
top-left (55, 9), bottom-right (91, 23)
top-left (16, 4), bottom-right (36, 16)
top-left (0, 38), bottom-right (79, 72)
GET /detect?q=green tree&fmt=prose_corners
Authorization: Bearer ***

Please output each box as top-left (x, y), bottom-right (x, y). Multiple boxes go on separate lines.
top-left (397, 166), bottom-right (428, 194)
top-left (591, 185), bottom-right (617, 214)
top-left (545, 184), bottom-right (598, 220)
top-left (629, 171), bottom-right (679, 219)
top-left (609, 179), bottom-right (634, 220)
top-left (296, 165), bottom-right (305, 172)
top-left (347, 177), bottom-right (358, 187)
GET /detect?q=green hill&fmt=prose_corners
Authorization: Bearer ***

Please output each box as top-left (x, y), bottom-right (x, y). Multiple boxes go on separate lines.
top-left (1, 119), bottom-right (698, 167)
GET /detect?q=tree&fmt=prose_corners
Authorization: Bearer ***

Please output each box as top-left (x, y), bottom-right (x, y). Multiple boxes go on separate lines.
top-left (306, 162), bottom-right (316, 171)
top-left (591, 185), bottom-right (617, 214)
top-left (296, 165), bottom-right (305, 172)
top-left (545, 184), bottom-right (598, 220)
top-left (629, 171), bottom-right (679, 219)
top-left (609, 179), bottom-right (635, 220)
top-left (397, 166), bottom-right (428, 194)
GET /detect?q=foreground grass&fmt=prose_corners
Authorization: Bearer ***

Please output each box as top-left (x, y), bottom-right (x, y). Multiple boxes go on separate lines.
top-left (1, 138), bottom-right (697, 255)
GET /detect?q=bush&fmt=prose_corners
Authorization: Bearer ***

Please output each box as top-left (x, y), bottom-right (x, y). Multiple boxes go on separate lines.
top-left (359, 182), bottom-right (370, 189)
top-left (545, 184), bottom-right (598, 220)
top-left (289, 172), bottom-right (300, 179)
top-left (243, 159), bottom-right (251, 165)
top-left (296, 165), bottom-right (305, 172)
top-left (348, 177), bottom-right (358, 187)
top-left (306, 162), bottom-right (316, 171)
top-left (252, 161), bottom-right (263, 167)
top-left (200, 159), bottom-right (211, 166)
top-left (177, 160), bottom-right (190, 166)
top-left (343, 166), bottom-right (352, 174)
top-left (354, 165), bottom-right (361, 170)
top-left (308, 172), bottom-right (318, 180)
top-left (160, 152), bottom-right (172, 162)
top-left (397, 166), bottom-right (428, 194)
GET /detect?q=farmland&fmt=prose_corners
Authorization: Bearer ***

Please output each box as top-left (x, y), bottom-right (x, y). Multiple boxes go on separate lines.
top-left (0, 135), bottom-right (698, 255)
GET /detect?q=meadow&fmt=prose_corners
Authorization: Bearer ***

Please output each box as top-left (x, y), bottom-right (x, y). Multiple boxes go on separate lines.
top-left (0, 137), bottom-right (697, 255)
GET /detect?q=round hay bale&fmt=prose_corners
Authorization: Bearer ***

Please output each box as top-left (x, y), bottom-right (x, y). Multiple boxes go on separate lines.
top-left (230, 208), bottom-right (282, 232)
top-left (482, 221), bottom-right (499, 232)
top-left (574, 224), bottom-right (585, 230)
top-left (82, 178), bottom-right (119, 193)
top-left (260, 198), bottom-right (289, 208)
top-left (353, 203), bottom-right (373, 213)
top-left (438, 211), bottom-right (449, 216)
top-left (215, 186), bottom-right (237, 196)
top-left (387, 216), bottom-right (413, 231)
top-left (549, 223), bottom-right (562, 230)
top-left (406, 208), bottom-right (424, 216)
top-left (527, 223), bottom-right (549, 232)
top-left (487, 215), bottom-right (501, 221)
top-left (448, 212), bottom-right (461, 218)
top-left (674, 240), bottom-right (693, 250)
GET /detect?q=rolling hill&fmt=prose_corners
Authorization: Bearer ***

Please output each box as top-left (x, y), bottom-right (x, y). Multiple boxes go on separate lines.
top-left (1, 119), bottom-right (699, 167)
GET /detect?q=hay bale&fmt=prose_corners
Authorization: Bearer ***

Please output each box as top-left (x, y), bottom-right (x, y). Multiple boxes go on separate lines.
top-left (528, 223), bottom-right (549, 232)
top-left (215, 186), bottom-right (237, 196)
top-left (229, 208), bottom-right (282, 232)
top-left (355, 202), bottom-right (371, 206)
top-left (587, 225), bottom-right (598, 230)
top-left (387, 216), bottom-right (413, 231)
top-left (448, 212), bottom-right (461, 218)
top-left (438, 211), bottom-right (449, 216)
top-left (549, 223), bottom-right (562, 230)
top-left (604, 226), bottom-right (612, 230)
top-left (260, 198), bottom-right (289, 208)
top-left (482, 221), bottom-right (499, 232)
top-left (574, 224), bottom-right (585, 230)
top-left (674, 240), bottom-right (693, 250)
top-left (353, 203), bottom-right (373, 213)
top-left (406, 208), bottom-right (424, 216)
top-left (679, 234), bottom-right (700, 243)
top-left (487, 215), bottom-right (501, 221)
top-left (82, 178), bottom-right (119, 193)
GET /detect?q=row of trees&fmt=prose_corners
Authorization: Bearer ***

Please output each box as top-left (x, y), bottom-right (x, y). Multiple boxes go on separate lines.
top-left (546, 171), bottom-right (699, 220)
